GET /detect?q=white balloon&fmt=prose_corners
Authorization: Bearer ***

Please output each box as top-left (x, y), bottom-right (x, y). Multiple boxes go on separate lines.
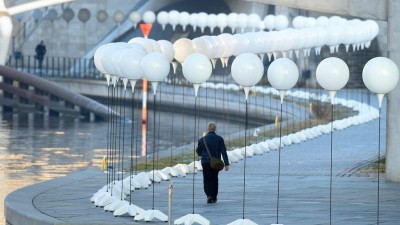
top-left (325, 24), bottom-right (344, 52)
top-left (129, 11), bottom-right (141, 25)
top-left (178, 11), bottom-right (190, 31)
top-left (267, 58), bottom-right (299, 90)
top-left (111, 48), bottom-right (129, 76)
top-left (227, 12), bottom-right (238, 32)
top-left (247, 13), bottom-right (261, 31)
top-left (101, 43), bottom-right (129, 75)
top-left (316, 16), bottom-right (329, 27)
top-left (207, 36), bottom-right (224, 59)
top-left (193, 37), bottom-right (213, 58)
top-left (197, 12), bottom-right (208, 33)
top-left (189, 13), bottom-right (198, 32)
top-left (157, 11), bottom-right (168, 30)
top-left (94, 44), bottom-right (113, 74)
top-left (329, 16), bottom-right (347, 25)
top-left (119, 49), bottom-right (146, 80)
top-left (143, 11), bottom-right (156, 24)
top-left (168, 10), bottom-right (180, 30)
top-left (217, 33), bottom-right (237, 57)
top-left (128, 37), bottom-right (153, 53)
top-left (244, 32), bottom-right (263, 54)
top-left (231, 53), bottom-right (264, 87)
top-left (237, 13), bottom-right (248, 33)
top-left (263, 15), bottom-right (275, 31)
top-left (173, 38), bottom-right (196, 63)
top-left (232, 34), bottom-right (250, 56)
top-left (157, 40), bottom-right (175, 62)
top-left (316, 57), bottom-right (349, 91)
top-left (362, 57), bottom-right (399, 94)
top-left (141, 52), bottom-right (170, 82)
top-left (182, 53), bottom-right (212, 84)
top-left (274, 15), bottom-right (289, 30)
top-left (127, 42), bottom-right (147, 54)
top-left (149, 39), bottom-right (161, 53)
top-left (292, 16), bottom-right (305, 29)
top-left (305, 17), bottom-right (316, 28)
top-left (207, 14), bottom-right (217, 33)
top-left (216, 13), bottom-right (228, 33)
top-left (366, 19), bottom-right (379, 39)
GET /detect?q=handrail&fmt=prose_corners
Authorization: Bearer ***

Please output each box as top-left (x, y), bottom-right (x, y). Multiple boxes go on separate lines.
top-left (6, 54), bottom-right (194, 86)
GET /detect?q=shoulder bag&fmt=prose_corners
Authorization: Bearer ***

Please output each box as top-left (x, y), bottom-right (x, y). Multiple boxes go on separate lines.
top-left (202, 137), bottom-right (225, 171)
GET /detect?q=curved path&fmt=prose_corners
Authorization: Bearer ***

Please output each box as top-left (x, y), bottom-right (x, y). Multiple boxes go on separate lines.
top-left (5, 88), bottom-right (400, 225)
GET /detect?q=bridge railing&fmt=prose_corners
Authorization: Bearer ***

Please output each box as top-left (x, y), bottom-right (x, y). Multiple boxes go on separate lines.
top-left (6, 55), bottom-right (103, 80)
top-left (6, 55), bottom-right (195, 86)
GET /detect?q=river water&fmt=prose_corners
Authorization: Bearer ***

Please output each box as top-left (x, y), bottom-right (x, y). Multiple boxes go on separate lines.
top-left (0, 103), bottom-right (252, 224)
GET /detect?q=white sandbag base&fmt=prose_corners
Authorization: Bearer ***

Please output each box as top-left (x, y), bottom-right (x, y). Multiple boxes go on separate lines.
top-left (174, 213), bottom-right (210, 225)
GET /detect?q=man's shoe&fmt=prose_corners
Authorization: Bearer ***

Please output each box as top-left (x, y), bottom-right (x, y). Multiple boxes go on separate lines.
top-left (207, 196), bottom-right (213, 204)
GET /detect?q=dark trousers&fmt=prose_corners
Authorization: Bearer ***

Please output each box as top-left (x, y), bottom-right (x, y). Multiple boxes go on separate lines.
top-left (202, 162), bottom-right (219, 199)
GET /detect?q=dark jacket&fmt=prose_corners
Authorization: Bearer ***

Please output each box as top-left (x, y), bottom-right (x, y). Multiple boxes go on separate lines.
top-left (35, 44), bottom-right (46, 60)
top-left (196, 132), bottom-right (229, 166)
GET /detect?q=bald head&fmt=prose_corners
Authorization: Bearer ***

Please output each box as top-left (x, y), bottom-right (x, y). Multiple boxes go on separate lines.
top-left (208, 122), bottom-right (216, 132)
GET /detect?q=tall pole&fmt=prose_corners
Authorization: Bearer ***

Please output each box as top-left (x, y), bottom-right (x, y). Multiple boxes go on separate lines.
top-left (386, 0), bottom-right (400, 182)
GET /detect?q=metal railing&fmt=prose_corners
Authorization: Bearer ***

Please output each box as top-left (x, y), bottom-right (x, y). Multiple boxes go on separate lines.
top-left (7, 55), bottom-right (103, 80)
top-left (5, 55), bottom-right (196, 86)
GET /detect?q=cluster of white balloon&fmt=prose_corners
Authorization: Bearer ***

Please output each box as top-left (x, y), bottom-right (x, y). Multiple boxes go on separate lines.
top-left (172, 19), bottom-right (378, 70)
top-left (92, 14), bottom-right (398, 222)
top-left (293, 15), bottom-right (379, 53)
top-left (155, 10), bottom-right (289, 33)
top-left (93, 40), bottom-right (174, 91)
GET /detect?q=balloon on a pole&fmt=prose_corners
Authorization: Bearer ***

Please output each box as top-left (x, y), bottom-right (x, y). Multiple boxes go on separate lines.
top-left (316, 57), bottom-right (349, 103)
top-left (182, 53), bottom-right (212, 97)
top-left (173, 38), bottom-right (196, 63)
top-left (141, 52), bottom-right (171, 95)
top-left (231, 53), bottom-right (264, 99)
top-left (267, 58), bottom-right (299, 103)
top-left (362, 57), bottom-right (399, 108)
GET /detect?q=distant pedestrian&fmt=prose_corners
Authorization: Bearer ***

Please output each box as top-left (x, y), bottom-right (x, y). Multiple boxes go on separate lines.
top-left (35, 40), bottom-right (46, 72)
top-left (196, 122), bottom-right (230, 204)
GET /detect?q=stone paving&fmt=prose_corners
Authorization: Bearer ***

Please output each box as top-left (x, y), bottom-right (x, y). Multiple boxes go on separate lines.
top-left (5, 104), bottom-right (400, 225)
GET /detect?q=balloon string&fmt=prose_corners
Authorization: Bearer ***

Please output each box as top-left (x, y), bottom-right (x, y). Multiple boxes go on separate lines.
top-left (330, 103), bottom-right (334, 225)
top-left (157, 86), bottom-right (162, 166)
top-left (193, 96), bottom-right (198, 214)
top-left (110, 84), bottom-right (116, 194)
top-left (242, 99), bottom-right (248, 219)
top-left (377, 107), bottom-right (382, 225)
top-left (120, 89), bottom-right (126, 200)
top-left (276, 102), bottom-right (283, 224)
top-left (152, 93), bottom-right (156, 210)
top-left (170, 78), bottom-right (176, 167)
top-left (135, 90), bottom-right (140, 175)
top-left (106, 84), bottom-right (110, 191)
top-left (181, 82), bottom-right (185, 164)
top-left (118, 85), bottom-right (123, 182)
top-left (130, 92), bottom-right (134, 204)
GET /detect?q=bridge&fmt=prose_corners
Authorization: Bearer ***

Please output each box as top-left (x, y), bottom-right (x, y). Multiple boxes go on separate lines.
top-left (0, 64), bottom-right (111, 121)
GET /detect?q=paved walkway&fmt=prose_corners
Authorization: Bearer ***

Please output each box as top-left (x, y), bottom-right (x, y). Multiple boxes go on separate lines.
top-left (5, 100), bottom-right (400, 224)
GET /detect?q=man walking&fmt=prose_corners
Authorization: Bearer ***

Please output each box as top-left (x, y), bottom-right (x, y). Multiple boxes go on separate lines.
top-left (196, 122), bottom-right (230, 204)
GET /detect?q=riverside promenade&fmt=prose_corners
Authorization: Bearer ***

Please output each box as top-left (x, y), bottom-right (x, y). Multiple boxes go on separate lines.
top-left (5, 89), bottom-right (400, 225)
